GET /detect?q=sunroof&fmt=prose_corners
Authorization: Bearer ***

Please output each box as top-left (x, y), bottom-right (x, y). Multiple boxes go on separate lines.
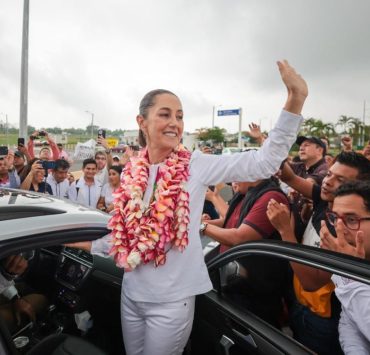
top-left (0, 206), bottom-right (66, 221)
top-left (0, 190), bottom-right (54, 206)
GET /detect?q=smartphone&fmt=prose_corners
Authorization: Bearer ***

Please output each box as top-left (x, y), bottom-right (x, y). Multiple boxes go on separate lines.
top-left (40, 160), bottom-right (56, 170)
top-left (0, 146), bottom-right (8, 157)
top-left (98, 129), bottom-right (106, 139)
top-left (18, 138), bottom-right (25, 146)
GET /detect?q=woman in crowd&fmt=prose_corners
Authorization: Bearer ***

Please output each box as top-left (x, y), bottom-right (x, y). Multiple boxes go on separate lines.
top-left (20, 159), bottom-right (53, 194)
top-left (68, 60), bottom-right (308, 355)
top-left (97, 165), bottom-right (122, 213)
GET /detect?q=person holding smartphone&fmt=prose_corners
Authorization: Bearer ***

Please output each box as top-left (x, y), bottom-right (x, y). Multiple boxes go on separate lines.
top-left (27, 130), bottom-right (59, 161)
top-left (95, 135), bottom-right (113, 186)
top-left (20, 159), bottom-right (53, 194)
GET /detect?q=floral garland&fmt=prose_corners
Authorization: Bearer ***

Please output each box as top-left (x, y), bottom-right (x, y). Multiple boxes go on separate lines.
top-left (108, 145), bottom-right (191, 270)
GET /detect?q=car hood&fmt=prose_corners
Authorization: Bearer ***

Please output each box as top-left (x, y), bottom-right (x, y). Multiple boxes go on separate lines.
top-left (0, 188), bottom-right (110, 240)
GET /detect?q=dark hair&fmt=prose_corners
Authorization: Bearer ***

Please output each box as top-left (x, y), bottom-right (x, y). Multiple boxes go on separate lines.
top-left (54, 159), bottom-right (70, 171)
top-left (109, 165), bottom-right (122, 175)
top-left (138, 89), bottom-right (178, 147)
top-left (95, 151), bottom-right (106, 159)
top-left (335, 181), bottom-right (370, 212)
top-left (82, 158), bottom-right (97, 169)
top-left (334, 151), bottom-right (370, 179)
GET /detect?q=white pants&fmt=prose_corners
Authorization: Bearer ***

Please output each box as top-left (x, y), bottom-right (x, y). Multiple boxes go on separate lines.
top-left (121, 293), bottom-right (196, 355)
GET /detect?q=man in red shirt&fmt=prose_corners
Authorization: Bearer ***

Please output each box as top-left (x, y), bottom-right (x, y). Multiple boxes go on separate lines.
top-left (201, 176), bottom-right (290, 327)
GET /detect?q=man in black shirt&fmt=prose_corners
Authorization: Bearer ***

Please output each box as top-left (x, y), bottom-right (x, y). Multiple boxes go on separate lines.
top-left (267, 151), bottom-right (370, 354)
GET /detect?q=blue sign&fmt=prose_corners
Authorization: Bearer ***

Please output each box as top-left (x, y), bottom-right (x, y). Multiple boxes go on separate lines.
top-left (217, 109), bottom-right (240, 116)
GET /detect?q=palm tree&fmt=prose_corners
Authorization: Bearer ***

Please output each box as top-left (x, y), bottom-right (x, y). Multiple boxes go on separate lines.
top-left (336, 116), bottom-right (364, 147)
top-left (301, 118), bottom-right (336, 137)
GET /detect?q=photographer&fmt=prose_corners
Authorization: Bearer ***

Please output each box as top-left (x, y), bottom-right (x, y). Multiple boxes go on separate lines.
top-left (20, 159), bottom-right (53, 194)
top-left (94, 136), bottom-right (113, 186)
top-left (46, 159), bottom-right (70, 198)
top-left (27, 130), bottom-right (59, 161)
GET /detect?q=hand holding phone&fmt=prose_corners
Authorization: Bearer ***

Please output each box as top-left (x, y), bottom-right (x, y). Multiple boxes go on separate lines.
top-left (98, 129), bottom-right (106, 139)
top-left (18, 138), bottom-right (25, 147)
top-left (0, 146), bottom-right (8, 157)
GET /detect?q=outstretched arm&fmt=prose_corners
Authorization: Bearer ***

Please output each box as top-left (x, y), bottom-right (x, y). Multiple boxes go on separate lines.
top-left (194, 60), bottom-right (308, 186)
top-left (278, 161), bottom-right (314, 199)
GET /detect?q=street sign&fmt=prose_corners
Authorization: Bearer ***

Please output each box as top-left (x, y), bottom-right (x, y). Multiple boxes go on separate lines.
top-left (217, 109), bottom-right (240, 116)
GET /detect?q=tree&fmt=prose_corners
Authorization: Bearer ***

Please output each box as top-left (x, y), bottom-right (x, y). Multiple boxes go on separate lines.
top-left (195, 126), bottom-right (226, 143)
top-left (301, 118), bottom-right (336, 137)
top-left (336, 116), bottom-right (364, 147)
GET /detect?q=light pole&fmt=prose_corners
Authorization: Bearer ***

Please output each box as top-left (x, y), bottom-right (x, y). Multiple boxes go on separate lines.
top-left (362, 100), bottom-right (370, 147)
top-left (19, 0), bottom-right (30, 141)
top-left (85, 110), bottom-right (94, 140)
top-left (0, 113), bottom-right (9, 147)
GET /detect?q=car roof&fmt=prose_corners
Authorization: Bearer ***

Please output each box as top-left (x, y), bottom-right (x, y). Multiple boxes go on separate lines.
top-left (0, 188), bottom-right (110, 240)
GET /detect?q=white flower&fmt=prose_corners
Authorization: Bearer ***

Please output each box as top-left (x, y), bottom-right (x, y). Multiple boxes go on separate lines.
top-left (137, 242), bottom-right (148, 253)
top-left (127, 251), bottom-right (142, 269)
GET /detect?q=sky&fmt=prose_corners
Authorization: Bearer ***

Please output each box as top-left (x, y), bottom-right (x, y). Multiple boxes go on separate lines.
top-left (1, 0), bottom-right (370, 134)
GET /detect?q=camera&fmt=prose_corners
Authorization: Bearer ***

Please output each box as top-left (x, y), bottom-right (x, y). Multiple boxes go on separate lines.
top-left (39, 131), bottom-right (46, 137)
top-left (40, 160), bottom-right (56, 170)
top-left (0, 146), bottom-right (8, 157)
top-left (18, 138), bottom-right (25, 146)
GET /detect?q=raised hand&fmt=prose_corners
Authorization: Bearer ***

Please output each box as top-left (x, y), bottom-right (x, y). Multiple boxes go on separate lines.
top-left (341, 135), bottom-right (353, 151)
top-left (320, 220), bottom-right (365, 259)
top-left (266, 198), bottom-right (293, 238)
top-left (246, 123), bottom-right (264, 145)
top-left (277, 60), bottom-right (308, 115)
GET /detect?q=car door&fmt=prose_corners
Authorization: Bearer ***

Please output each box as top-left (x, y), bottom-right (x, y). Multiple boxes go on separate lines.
top-left (190, 240), bottom-right (370, 355)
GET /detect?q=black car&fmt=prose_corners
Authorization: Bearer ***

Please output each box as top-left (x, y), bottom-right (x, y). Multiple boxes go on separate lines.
top-left (0, 188), bottom-right (369, 354)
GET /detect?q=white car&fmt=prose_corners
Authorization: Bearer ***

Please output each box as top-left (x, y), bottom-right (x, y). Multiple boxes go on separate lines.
top-left (0, 188), bottom-right (369, 355)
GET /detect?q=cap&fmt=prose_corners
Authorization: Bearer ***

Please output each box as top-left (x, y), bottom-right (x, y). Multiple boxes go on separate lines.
top-left (14, 151), bottom-right (25, 159)
top-left (113, 155), bottom-right (120, 161)
top-left (296, 136), bottom-right (326, 155)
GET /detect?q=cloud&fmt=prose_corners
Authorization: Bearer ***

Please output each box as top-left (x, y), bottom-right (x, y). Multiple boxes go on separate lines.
top-left (1, 0), bottom-right (370, 134)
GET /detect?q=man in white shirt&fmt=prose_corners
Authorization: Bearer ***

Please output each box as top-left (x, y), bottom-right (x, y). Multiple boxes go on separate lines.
top-left (94, 137), bottom-right (113, 186)
top-left (68, 158), bottom-right (102, 208)
top-left (46, 159), bottom-right (70, 199)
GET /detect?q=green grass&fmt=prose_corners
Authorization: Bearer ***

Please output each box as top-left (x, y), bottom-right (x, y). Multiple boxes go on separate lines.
top-left (0, 134), bottom-right (94, 146)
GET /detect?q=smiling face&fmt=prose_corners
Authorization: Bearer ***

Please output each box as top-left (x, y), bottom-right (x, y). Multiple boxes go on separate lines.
top-left (83, 163), bottom-right (97, 180)
top-left (332, 194), bottom-right (370, 258)
top-left (320, 162), bottom-right (359, 202)
top-left (137, 93), bottom-right (184, 154)
top-left (108, 168), bottom-right (120, 186)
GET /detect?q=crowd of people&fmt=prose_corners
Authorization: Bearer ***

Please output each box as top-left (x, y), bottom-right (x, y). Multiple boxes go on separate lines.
top-left (0, 60), bottom-right (370, 354)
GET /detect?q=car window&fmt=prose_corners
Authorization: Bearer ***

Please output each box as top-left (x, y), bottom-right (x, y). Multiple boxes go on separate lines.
top-left (208, 252), bottom-right (370, 355)
top-left (217, 255), bottom-right (290, 329)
